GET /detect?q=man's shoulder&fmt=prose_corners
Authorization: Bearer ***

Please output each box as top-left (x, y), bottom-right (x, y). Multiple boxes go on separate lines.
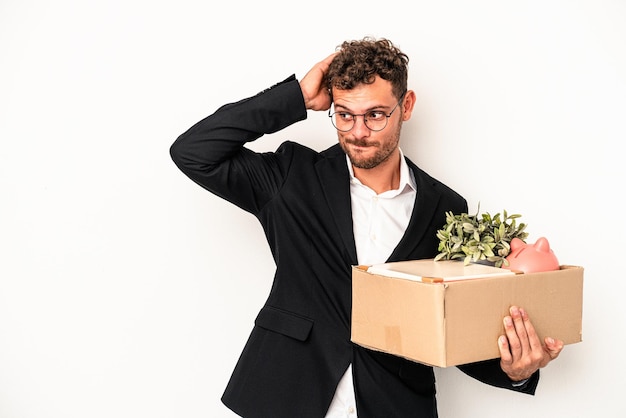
top-left (405, 156), bottom-right (466, 202)
top-left (275, 141), bottom-right (343, 159)
top-left (270, 142), bottom-right (348, 185)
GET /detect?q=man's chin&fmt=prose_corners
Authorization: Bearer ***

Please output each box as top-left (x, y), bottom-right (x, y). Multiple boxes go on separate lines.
top-left (349, 155), bottom-right (379, 170)
top-left (342, 143), bottom-right (380, 169)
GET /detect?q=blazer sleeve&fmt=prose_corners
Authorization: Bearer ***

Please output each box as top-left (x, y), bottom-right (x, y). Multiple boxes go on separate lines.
top-left (169, 75), bottom-right (308, 214)
top-left (457, 358), bottom-right (539, 395)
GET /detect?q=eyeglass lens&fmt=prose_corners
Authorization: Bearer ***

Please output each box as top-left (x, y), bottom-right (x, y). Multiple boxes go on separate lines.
top-left (331, 111), bottom-right (390, 132)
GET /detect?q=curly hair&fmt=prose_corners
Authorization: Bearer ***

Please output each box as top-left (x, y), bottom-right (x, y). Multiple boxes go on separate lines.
top-left (325, 37), bottom-right (409, 101)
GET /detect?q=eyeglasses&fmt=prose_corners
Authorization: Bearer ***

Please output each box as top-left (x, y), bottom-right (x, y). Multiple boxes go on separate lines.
top-left (328, 92), bottom-right (406, 132)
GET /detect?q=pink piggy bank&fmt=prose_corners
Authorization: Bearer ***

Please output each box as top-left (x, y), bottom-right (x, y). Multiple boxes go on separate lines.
top-left (504, 237), bottom-right (560, 273)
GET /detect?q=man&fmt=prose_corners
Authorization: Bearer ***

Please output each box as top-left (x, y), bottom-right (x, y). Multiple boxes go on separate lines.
top-left (170, 37), bottom-right (563, 417)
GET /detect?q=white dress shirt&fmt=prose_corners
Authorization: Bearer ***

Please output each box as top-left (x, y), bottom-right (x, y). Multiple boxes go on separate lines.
top-left (325, 150), bottom-right (417, 417)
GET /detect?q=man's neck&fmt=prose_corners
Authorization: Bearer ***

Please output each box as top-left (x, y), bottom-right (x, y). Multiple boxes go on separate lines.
top-left (352, 151), bottom-right (402, 194)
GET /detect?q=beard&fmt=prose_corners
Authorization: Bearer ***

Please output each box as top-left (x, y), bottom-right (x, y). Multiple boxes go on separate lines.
top-left (340, 121), bottom-right (402, 169)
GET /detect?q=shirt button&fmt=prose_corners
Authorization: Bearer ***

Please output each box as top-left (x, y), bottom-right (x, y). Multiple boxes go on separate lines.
top-left (348, 406), bottom-right (355, 414)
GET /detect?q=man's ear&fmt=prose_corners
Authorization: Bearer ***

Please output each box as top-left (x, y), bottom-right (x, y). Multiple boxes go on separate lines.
top-left (401, 90), bottom-right (417, 121)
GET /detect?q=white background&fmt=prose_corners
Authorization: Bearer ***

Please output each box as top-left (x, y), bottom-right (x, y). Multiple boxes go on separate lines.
top-left (1, 1), bottom-right (624, 417)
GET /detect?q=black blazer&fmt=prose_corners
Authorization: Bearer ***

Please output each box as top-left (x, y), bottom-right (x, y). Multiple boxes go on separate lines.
top-left (170, 75), bottom-right (538, 418)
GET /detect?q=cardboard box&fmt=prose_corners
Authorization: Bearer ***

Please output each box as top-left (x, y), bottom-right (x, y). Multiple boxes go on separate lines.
top-left (351, 262), bottom-right (584, 367)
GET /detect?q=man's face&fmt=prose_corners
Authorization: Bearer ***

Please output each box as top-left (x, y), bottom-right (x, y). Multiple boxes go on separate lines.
top-left (331, 77), bottom-right (404, 169)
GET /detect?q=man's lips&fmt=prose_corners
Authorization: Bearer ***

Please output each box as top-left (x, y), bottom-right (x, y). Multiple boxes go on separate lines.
top-left (346, 140), bottom-right (376, 148)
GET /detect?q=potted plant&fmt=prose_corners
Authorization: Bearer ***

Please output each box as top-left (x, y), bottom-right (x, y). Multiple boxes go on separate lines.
top-left (434, 208), bottom-right (529, 267)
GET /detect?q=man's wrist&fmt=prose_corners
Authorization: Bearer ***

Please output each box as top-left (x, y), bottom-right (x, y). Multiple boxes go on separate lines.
top-left (511, 377), bottom-right (530, 387)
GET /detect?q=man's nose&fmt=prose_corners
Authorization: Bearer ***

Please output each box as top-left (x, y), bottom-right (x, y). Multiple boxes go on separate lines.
top-left (351, 115), bottom-right (371, 138)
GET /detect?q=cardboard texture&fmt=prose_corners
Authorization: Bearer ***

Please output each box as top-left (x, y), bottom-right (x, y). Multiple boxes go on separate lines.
top-left (351, 263), bottom-right (584, 367)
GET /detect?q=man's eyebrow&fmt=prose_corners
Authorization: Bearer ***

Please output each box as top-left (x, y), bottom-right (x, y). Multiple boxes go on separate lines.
top-left (333, 102), bottom-right (390, 112)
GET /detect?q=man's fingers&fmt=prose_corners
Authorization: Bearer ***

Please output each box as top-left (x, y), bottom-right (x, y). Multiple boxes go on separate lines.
top-left (510, 306), bottom-right (530, 349)
top-left (300, 52), bottom-right (339, 111)
top-left (503, 313), bottom-right (522, 358)
top-left (519, 307), bottom-right (543, 352)
top-left (321, 51), bottom-right (339, 66)
top-left (498, 335), bottom-right (512, 364)
top-left (544, 337), bottom-right (564, 360)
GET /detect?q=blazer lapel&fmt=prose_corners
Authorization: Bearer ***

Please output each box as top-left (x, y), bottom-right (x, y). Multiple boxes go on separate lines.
top-left (315, 149), bottom-right (444, 265)
top-left (315, 146), bottom-right (358, 265)
top-left (387, 159), bottom-right (442, 261)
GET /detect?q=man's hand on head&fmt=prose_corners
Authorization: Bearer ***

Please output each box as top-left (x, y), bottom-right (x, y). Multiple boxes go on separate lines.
top-left (299, 52), bottom-right (338, 112)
